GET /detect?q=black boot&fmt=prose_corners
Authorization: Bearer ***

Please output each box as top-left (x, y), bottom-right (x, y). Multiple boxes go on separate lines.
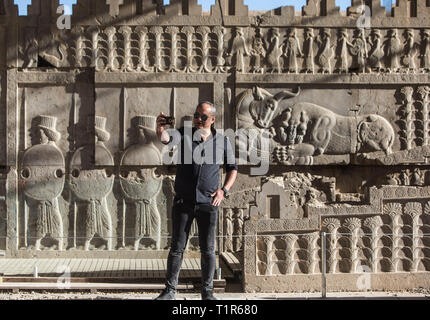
top-left (155, 287), bottom-right (176, 300)
top-left (201, 289), bottom-right (217, 300)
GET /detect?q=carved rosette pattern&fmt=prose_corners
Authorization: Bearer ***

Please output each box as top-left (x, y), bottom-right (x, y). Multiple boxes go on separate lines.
top-left (302, 232), bottom-right (319, 274)
top-left (166, 26), bottom-right (180, 72)
top-left (72, 26), bottom-right (85, 67)
top-left (404, 202), bottom-right (423, 272)
top-left (322, 218), bottom-right (341, 273)
top-left (87, 26), bottom-right (101, 70)
top-left (182, 26), bottom-right (197, 73)
top-left (384, 202), bottom-right (403, 272)
top-left (257, 235), bottom-right (275, 276)
top-left (135, 26), bottom-right (152, 72)
top-left (417, 86), bottom-right (430, 147)
top-left (363, 216), bottom-right (383, 273)
top-left (119, 26), bottom-right (133, 72)
top-left (105, 26), bottom-right (118, 71)
top-left (344, 217), bottom-right (362, 273)
top-left (282, 234), bottom-right (298, 274)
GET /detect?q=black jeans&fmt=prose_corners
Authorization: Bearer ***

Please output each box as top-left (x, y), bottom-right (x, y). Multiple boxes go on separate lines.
top-left (165, 197), bottom-right (218, 292)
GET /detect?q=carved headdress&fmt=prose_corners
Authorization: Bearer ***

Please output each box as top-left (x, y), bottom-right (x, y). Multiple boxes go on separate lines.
top-left (132, 115), bottom-right (156, 130)
top-left (90, 116), bottom-right (110, 142)
top-left (37, 115), bottom-right (61, 142)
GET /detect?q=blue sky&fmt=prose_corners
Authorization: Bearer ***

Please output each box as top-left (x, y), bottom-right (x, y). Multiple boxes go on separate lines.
top-left (14, 0), bottom-right (394, 16)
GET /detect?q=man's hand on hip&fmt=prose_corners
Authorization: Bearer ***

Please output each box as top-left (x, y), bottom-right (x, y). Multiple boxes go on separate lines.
top-left (211, 189), bottom-right (225, 207)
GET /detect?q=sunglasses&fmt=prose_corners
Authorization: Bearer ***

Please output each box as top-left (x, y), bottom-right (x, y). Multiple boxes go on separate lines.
top-left (194, 112), bottom-right (211, 122)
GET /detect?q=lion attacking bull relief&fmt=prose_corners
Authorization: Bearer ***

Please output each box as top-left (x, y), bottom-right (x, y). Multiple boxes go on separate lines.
top-left (236, 86), bottom-right (395, 165)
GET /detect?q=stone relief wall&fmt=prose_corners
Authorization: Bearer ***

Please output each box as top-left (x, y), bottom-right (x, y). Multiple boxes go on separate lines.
top-left (0, 0), bottom-right (429, 292)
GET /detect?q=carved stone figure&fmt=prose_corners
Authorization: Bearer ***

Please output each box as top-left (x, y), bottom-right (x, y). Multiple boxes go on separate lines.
top-left (336, 28), bottom-right (352, 73)
top-left (303, 28), bottom-right (316, 74)
top-left (317, 28), bottom-right (333, 74)
top-left (22, 116), bottom-right (65, 251)
top-left (69, 116), bottom-right (114, 251)
top-left (400, 169), bottom-right (410, 186)
top-left (233, 209), bottom-right (244, 252)
top-left (368, 29), bottom-right (384, 72)
top-left (250, 29), bottom-right (266, 74)
top-left (223, 208), bottom-right (233, 252)
top-left (422, 29), bottom-right (430, 71)
top-left (266, 28), bottom-right (283, 73)
top-left (410, 168), bottom-right (424, 186)
top-left (120, 116), bottom-right (162, 250)
top-left (283, 28), bottom-right (302, 74)
top-left (227, 27), bottom-right (250, 73)
top-left (384, 29), bottom-right (401, 73)
top-left (349, 29), bottom-right (368, 73)
top-left (402, 29), bottom-right (417, 72)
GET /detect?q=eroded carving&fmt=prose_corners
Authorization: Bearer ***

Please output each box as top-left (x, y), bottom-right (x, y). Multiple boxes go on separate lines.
top-left (69, 116), bottom-right (114, 251)
top-left (21, 116), bottom-right (65, 251)
top-left (120, 116), bottom-right (162, 250)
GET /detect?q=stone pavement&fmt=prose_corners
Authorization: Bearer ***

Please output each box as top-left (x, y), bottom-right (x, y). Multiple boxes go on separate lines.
top-left (0, 258), bottom-right (226, 279)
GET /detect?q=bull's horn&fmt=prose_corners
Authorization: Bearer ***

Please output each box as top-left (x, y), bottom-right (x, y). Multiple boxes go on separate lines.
top-left (252, 86), bottom-right (273, 101)
top-left (274, 87), bottom-right (301, 101)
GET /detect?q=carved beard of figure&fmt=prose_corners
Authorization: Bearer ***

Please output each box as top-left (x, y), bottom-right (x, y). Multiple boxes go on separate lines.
top-left (136, 127), bottom-right (146, 144)
top-left (250, 99), bottom-right (278, 128)
top-left (31, 128), bottom-right (49, 146)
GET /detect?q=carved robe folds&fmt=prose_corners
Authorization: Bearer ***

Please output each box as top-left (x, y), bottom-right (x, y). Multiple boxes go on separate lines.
top-left (21, 143), bottom-right (65, 250)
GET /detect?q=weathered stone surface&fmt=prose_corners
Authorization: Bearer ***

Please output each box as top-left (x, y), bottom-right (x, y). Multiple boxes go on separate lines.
top-left (0, 0), bottom-right (429, 293)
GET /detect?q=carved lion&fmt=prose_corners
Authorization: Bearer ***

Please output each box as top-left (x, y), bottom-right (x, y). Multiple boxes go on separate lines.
top-left (236, 87), bottom-right (395, 163)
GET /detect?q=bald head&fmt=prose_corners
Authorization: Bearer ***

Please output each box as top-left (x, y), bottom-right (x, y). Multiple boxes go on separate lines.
top-left (194, 101), bottom-right (216, 130)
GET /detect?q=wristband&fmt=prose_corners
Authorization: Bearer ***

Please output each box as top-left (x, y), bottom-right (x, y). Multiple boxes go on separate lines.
top-left (222, 187), bottom-right (229, 198)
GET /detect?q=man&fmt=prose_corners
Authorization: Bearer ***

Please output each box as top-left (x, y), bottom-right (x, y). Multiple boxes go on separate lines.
top-left (155, 102), bottom-right (238, 300)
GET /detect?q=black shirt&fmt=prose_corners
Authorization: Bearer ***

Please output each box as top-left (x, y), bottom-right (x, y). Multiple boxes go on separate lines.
top-left (166, 126), bottom-right (237, 204)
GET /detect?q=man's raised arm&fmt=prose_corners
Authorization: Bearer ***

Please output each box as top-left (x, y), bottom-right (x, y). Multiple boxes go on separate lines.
top-left (156, 112), bottom-right (171, 144)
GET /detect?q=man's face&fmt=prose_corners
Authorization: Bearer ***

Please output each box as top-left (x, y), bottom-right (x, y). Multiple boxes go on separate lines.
top-left (193, 104), bottom-right (215, 130)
